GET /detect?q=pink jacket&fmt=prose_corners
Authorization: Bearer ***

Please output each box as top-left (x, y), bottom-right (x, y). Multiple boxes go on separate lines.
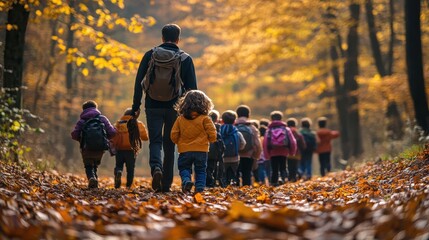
top-left (263, 120), bottom-right (297, 159)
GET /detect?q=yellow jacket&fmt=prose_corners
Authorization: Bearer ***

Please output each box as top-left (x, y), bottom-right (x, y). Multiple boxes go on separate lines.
top-left (112, 115), bottom-right (148, 151)
top-left (171, 114), bottom-right (217, 153)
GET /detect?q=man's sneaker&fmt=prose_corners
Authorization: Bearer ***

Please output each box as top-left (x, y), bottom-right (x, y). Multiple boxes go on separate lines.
top-left (182, 181), bottom-right (194, 193)
top-left (152, 169), bottom-right (163, 192)
top-left (114, 170), bottom-right (122, 189)
top-left (88, 178), bottom-right (98, 189)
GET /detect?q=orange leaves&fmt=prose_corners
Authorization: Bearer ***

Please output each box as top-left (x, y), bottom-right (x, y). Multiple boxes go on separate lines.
top-left (1, 146), bottom-right (429, 238)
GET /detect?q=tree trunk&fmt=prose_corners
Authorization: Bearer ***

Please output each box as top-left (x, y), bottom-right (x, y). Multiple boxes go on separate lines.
top-left (344, 3), bottom-right (363, 157)
top-left (3, 3), bottom-right (29, 109)
top-left (405, 0), bottom-right (429, 133)
top-left (386, 0), bottom-right (395, 75)
top-left (324, 6), bottom-right (350, 160)
top-left (365, 0), bottom-right (386, 77)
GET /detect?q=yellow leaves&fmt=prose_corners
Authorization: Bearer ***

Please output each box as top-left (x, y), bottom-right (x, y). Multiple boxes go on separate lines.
top-left (78, 3), bottom-right (88, 12)
top-left (81, 68), bottom-right (89, 77)
top-left (6, 24), bottom-right (17, 31)
top-left (11, 121), bottom-right (21, 132)
top-left (35, 10), bottom-right (42, 16)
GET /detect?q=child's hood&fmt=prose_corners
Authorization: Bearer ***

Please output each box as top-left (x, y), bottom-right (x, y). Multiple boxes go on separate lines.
top-left (268, 120), bottom-right (287, 128)
top-left (221, 124), bottom-right (238, 135)
top-left (80, 107), bottom-right (102, 120)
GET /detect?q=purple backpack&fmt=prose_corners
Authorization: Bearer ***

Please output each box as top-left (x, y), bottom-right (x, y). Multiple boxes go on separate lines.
top-left (267, 126), bottom-right (289, 149)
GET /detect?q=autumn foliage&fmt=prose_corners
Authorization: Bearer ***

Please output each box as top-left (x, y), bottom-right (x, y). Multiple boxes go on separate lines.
top-left (1, 146), bottom-right (429, 239)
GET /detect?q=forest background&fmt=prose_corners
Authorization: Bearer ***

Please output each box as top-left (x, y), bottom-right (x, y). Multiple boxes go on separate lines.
top-left (0, 0), bottom-right (428, 177)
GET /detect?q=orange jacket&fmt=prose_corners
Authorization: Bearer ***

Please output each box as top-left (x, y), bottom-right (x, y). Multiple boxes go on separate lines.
top-left (112, 116), bottom-right (148, 151)
top-left (171, 114), bottom-right (217, 153)
top-left (316, 128), bottom-right (339, 153)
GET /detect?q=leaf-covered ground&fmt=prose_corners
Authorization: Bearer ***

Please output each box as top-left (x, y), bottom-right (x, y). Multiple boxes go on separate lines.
top-left (1, 147), bottom-right (429, 240)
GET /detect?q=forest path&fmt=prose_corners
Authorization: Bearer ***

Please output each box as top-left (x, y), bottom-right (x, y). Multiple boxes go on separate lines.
top-left (1, 147), bottom-right (429, 239)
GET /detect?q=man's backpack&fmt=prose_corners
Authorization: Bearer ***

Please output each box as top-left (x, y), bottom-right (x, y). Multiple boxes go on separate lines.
top-left (267, 126), bottom-right (289, 149)
top-left (208, 125), bottom-right (225, 160)
top-left (221, 127), bottom-right (239, 158)
top-left (301, 131), bottom-right (317, 153)
top-left (80, 116), bottom-right (109, 151)
top-left (142, 47), bottom-right (189, 101)
top-left (236, 124), bottom-right (253, 153)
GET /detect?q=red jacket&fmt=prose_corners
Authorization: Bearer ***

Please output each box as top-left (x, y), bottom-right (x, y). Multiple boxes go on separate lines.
top-left (316, 128), bottom-right (340, 153)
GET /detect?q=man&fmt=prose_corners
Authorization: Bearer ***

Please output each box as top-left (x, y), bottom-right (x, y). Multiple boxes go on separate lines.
top-left (235, 105), bottom-right (262, 186)
top-left (131, 24), bottom-right (197, 192)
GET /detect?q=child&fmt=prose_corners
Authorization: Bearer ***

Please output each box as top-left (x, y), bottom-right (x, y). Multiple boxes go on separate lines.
top-left (220, 110), bottom-right (246, 186)
top-left (299, 117), bottom-right (318, 180)
top-left (316, 117), bottom-right (340, 176)
top-left (257, 125), bottom-right (268, 185)
top-left (206, 110), bottom-right (226, 188)
top-left (71, 100), bottom-right (116, 189)
top-left (263, 111), bottom-right (297, 186)
top-left (235, 105), bottom-right (262, 186)
top-left (286, 118), bottom-right (306, 182)
top-left (170, 90), bottom-right (217, 193)
top-left (111, 108), bottom-right (148, 189)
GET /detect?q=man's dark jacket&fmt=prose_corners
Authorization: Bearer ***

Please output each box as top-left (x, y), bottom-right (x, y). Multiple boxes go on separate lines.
top-left (132, 43), bottom-right (197, 112)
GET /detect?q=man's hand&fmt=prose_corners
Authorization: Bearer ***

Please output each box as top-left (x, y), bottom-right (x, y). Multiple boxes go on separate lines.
top-left (132, 108), bottom-right (141, 118)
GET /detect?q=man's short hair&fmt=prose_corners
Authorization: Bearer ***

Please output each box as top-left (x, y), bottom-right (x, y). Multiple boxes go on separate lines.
top-left (82, 100), bottom-right (97, 110)
top-left (236, 105), bottom-right (250, 118)
top-left (221, 110), bottom-right (237, 124)
top-left (286, 118), bottom-right (298, 127)
top-left (318, 117), bottom-right (328, 128)
top-left (270, 111), bottom-right (283, 121)
top-left (162, 24), bottom-right (181, 43)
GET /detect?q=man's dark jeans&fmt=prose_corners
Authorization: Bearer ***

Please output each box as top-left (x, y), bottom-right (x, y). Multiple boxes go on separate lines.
top-left (114, 150), bottom-right (136, 187)
top-left (178, 151), bottom-right (208, 192)
top-left (145, 108), bottom-right (177, 191)
top-left (318, 152), bottom-right (331, 176)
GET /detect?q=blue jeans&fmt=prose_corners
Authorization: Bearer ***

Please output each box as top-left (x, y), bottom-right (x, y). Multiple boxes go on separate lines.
top-left (258, 162), bottom-right (266, 183)
top-left (300, 151), bottom-right (313, 178)
top-left (178, 151), bottom-right (207, 192)
top-left (114, 150), bottom-right (136, 187)
top-left (145, 108), bottom-right (177, 191)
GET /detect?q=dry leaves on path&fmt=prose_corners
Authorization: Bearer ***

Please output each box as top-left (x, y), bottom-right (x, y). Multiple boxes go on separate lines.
top-left (1, 147), bottom-right (429, 239)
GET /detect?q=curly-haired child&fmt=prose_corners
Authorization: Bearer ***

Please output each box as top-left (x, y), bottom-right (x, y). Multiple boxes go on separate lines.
top-left (171, 90), bottom-right (217, 193)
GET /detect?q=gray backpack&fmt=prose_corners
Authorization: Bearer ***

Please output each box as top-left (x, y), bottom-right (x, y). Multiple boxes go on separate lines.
top-left (142, 47), bottom-right (189, 101)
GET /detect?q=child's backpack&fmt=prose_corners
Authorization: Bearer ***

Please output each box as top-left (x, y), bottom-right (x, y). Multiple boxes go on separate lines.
top-left (142, 47), bottom-right (189, 101)
top-left (301, 131), bottom-right (317, 153)
top-left (221, 126), bottom-right (239, 158)
top-left (80, 116), bottom-right (109, 151)
top-left (267, 126), bottom-right (289, 149)
top-left (236, 124), bottom-right (254, 153)
top-left (208, 124), bottom-right (225, 160)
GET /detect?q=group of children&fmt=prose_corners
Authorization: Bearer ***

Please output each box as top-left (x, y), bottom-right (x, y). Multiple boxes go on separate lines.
top-left (71, 90), bottom-right (339, 193)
